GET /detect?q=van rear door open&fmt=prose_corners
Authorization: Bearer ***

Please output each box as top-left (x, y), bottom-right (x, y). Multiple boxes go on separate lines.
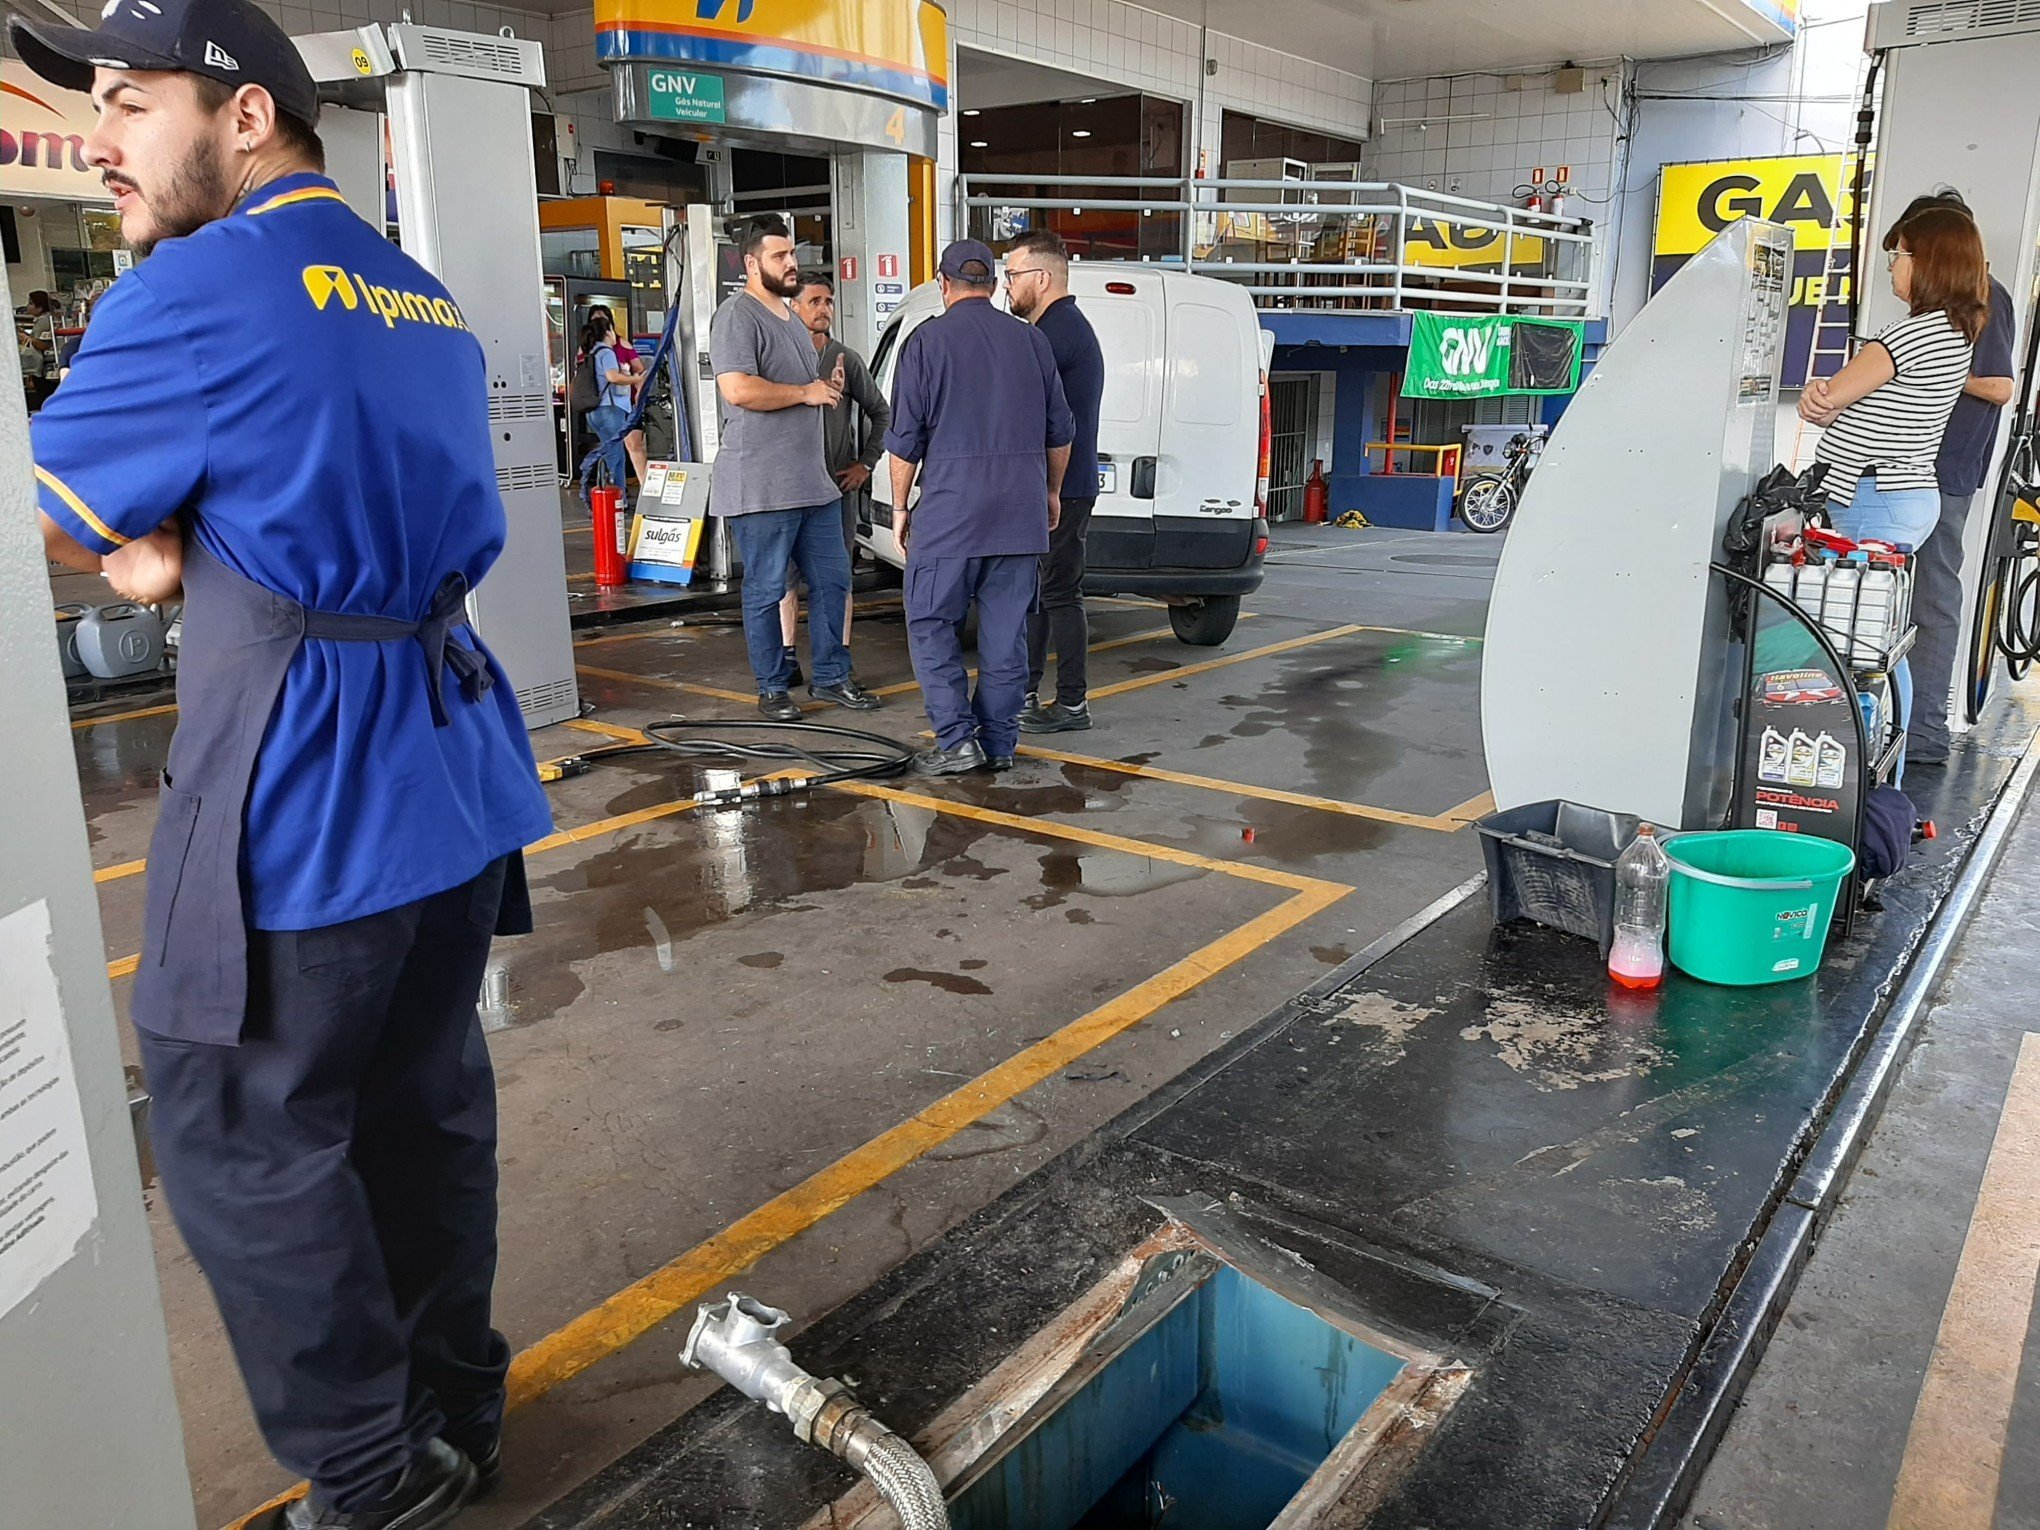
top-left (1155, 280), bottom-right (1261, 570)
top-left (1082, 274), bottom-right (1166, 573)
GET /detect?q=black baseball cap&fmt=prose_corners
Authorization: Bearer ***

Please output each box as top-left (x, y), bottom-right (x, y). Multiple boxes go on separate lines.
top-left (8, 0), bottom-right (320, 127)
top-left (939, 239), bottom-right (997, 284)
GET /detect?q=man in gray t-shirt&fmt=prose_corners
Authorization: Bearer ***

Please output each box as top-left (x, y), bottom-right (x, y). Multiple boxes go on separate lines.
top-left (710, 217), bottom-right (882, 718)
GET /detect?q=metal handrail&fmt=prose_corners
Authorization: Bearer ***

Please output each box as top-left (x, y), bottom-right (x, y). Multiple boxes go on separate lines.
top-left (957, 170), bottom-right (1601, 318)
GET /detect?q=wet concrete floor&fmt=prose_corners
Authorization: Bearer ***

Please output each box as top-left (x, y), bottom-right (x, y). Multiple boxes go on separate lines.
top-left (71, 525), bottom-right (1500, 1526)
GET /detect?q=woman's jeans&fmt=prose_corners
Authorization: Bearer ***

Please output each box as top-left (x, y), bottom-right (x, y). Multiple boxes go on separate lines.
top-left (1831, 478), bottom-right (1941, 786)
top-left (580, 404), bottom-right (631, 500)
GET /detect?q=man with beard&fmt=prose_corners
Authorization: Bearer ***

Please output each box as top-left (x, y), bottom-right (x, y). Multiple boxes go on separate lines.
top-left (710, 217), bottom-right (881, 718)
top-left (13, 0), bottom-right (553, 1523)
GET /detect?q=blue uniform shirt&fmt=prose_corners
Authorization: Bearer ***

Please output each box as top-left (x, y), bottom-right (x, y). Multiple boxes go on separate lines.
top-left (884, 296), bottom-right (1075, 559)
top-left (1034, 296), bottom-right (1105, 500)
top-left (1936, 275), bottom-right (2017, 497)
top-left (33, 173), bottom-right (553, 930)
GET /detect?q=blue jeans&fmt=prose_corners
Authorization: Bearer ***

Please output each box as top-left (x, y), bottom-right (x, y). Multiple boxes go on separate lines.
top-left (730, 505), bottom-right (852, 692)
top-left (1832, 478), bottom-right (1941, 786)
top-left (579, 404), bottom-right (631, 499)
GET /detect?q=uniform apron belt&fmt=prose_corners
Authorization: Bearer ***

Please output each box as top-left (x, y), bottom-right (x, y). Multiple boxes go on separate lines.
top-left (299, 572), bottom-right (493, 727)
top-left (135, 542), bottom-right (507, 1047)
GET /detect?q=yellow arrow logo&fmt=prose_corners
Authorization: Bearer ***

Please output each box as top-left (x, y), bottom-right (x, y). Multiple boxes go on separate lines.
top-left (302, 265), bottom-right (358, 311)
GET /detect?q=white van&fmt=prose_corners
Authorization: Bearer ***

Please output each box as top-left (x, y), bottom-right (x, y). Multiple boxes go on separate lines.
top-left (860, 264), bottom-right (1274, 646)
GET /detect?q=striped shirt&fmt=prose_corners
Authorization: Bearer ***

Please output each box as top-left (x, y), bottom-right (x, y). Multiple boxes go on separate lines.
top-left (1815, 310), bottom-right (1975, 506)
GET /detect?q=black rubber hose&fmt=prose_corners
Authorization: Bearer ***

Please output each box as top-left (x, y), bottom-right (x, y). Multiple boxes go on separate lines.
top-left (641, 716), bottom-right (917, 799)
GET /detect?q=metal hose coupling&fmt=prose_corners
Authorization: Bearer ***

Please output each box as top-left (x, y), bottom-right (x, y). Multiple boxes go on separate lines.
top-left (683, 1293), bottom-right (950, 1530)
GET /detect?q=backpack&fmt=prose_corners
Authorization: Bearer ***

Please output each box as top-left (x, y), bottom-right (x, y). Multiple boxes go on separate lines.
top-left (1859, 785), bottom-right (1917, 880)
top-left (570, 350), bottom-right (602, 412)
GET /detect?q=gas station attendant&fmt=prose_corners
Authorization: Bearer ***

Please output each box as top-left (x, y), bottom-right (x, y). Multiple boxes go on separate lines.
top-left (14, 0), bottom-right (553, 1522)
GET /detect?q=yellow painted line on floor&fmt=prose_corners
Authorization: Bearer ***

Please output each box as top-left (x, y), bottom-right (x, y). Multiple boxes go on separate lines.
top-left (576, 662), bottom-right (758, 708)
top-left (502, 863), bottom-right (1345, 1411)
top-left (1088, 623), bottom-right (1366, 700)
top-left (107, 953), bottom-right (138, 981)
top-left (1015, 743), bottom-right (1468, 832)
top-left (562, 717), bottom-right (654, 743)
top-left (94, 858), bottom-right (146, 885)
top-left (1887, 1030), bottom-right (2040, 1530)
top-left (71, 701), bottom-right (178, 731)
top-left (574, 625), bottom-right (689, 650)
top-left (1439, 789), bottom-right (1496, 826)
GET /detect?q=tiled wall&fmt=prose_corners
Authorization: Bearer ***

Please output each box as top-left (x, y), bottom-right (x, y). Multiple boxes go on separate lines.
top-left (1363, 67), bottom-right (1625, 207)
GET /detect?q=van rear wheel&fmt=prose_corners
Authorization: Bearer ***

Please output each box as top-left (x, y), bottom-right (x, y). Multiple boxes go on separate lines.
top-left (1169, 594), bottom-right (1241, 646)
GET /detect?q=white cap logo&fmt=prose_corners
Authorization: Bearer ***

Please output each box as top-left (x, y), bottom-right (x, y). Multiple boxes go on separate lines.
top-left (204, 39), bottom-right (238, 69)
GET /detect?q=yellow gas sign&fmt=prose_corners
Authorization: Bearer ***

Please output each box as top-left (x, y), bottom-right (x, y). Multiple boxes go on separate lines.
top-left (1655, 153), bottom-right (1860, 257)
top-left (595, 0), bottom-right (949, 111)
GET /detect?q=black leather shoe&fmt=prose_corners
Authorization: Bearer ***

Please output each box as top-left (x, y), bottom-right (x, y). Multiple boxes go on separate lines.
top-left (809, 677), bottom-right (883, 711)
top-left (914, 739), bottom-right (988, 776)
top-left (987, 754), bottom-right (1016, 772)
top-left (283, 1440), bottom-right (476, 1529)
top-left (447, 1435), bottom-right (500, 1500)
top-left (758, 691), bottom-right (801, 722)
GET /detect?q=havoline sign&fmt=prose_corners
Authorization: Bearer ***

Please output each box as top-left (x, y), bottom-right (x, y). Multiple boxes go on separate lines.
top-left (1402, 314), bottom-right (1583, 399)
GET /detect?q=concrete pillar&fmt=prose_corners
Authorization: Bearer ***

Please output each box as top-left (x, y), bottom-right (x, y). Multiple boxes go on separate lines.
top-left (831, 148), bottom-right (913, 362)
top-left (0, 269), bottom-right (196, 1529)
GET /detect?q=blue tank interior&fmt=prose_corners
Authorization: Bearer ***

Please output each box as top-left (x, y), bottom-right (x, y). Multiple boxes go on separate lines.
top-left (949, 1262), bottom-right (1406, 1529)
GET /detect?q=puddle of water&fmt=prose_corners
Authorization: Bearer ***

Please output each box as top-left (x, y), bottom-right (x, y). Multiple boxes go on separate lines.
top-left (883, 967), bottom-right (995, 996)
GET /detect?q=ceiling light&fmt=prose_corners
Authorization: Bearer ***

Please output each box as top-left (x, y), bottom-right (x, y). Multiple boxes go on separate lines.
top-left (1080, 97), bottom-right (1096, 103)
top-left (970, 140), bottom-right (988, 148)
top-left (1070, 129), bottom-right (1092, 138)
top-left (964, 108), bottom-right (980, 116)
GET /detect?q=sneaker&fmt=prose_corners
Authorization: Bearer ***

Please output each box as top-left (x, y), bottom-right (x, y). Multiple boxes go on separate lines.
top-left (282, 1440), bottom-right (475, 1529)
top-left (914, 739), bottom-right (988, 776)
top-left (783, 649), bottom-right (805, 690)
top-left (808, 677), bottom-right (883, 711)
top-left (1019, 700), bottom-right (1092, 734)
top-left (758, 691), bottom-right (801, 722)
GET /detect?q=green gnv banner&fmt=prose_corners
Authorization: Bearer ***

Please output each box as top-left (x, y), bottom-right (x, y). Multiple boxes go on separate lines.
top-left (1402, 314), bottom-right (1584, 399)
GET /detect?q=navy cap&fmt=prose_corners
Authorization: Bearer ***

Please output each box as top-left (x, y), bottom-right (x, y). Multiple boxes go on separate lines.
top-left (8, 0), bottom-right (320, 127)
top-left (938, 238), bottom-right (998, 284)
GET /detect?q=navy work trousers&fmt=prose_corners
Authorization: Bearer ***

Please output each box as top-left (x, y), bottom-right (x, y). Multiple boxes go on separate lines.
top-left (138, 859), bottom-right (513, 1511)
top-left (730, 503), bottom-right (853, 692)
top-left (907, 552), bottom-right (1035, 758)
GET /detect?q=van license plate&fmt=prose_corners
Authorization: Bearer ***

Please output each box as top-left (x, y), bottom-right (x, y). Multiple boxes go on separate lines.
top-left (1097, 464), bottom-right (1117, 495)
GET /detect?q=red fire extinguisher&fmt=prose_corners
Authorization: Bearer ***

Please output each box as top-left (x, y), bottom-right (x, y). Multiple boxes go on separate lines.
top-left (591, 486), bottom-right (629, 588)
top-left (1526, 165), bottom-right (1546, 215)
top-left (1303, 460), bottom-right (1329, 524)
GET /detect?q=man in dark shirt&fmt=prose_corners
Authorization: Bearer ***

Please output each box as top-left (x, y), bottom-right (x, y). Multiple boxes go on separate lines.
top-left (886, 239), bottom-right (1074, 775)
top-left (1006, 229), bottom-right (1106, 734)
top-left (1883, 192), bottom-right (2018, 765)
top-left (777, 269), bottom-right (890, 681)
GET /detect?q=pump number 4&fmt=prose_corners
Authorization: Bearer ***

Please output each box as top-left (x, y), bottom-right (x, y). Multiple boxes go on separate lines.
top-left (884, 107), bottom-right (906, 146)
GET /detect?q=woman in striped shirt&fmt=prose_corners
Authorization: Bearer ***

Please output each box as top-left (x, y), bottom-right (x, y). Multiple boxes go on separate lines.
top-left (1799, 205), bottom-right (1987, 782)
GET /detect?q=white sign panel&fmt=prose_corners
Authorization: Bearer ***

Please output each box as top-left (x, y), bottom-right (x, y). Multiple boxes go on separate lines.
top-left (0, 900), bottom-right (98, 1320)
top-left (2, 62), bottom-right (107, 202)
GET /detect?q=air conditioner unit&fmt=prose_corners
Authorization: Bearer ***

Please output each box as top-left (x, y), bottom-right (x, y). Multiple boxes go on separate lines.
top-left (1868, 0), bottom-right (2040, 49)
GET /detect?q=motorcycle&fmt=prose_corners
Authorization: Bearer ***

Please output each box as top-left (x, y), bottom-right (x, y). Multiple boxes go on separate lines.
top-left (1457, 430), bottom-right (1544, 534)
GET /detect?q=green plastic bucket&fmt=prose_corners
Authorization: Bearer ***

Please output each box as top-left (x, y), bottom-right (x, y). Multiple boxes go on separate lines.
top-left (1663, 830), bottom-right (1856, 986)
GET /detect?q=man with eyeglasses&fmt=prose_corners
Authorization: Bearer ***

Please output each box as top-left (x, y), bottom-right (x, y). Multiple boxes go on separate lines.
top-left (1005, 229), bottom-right (1106, 735)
